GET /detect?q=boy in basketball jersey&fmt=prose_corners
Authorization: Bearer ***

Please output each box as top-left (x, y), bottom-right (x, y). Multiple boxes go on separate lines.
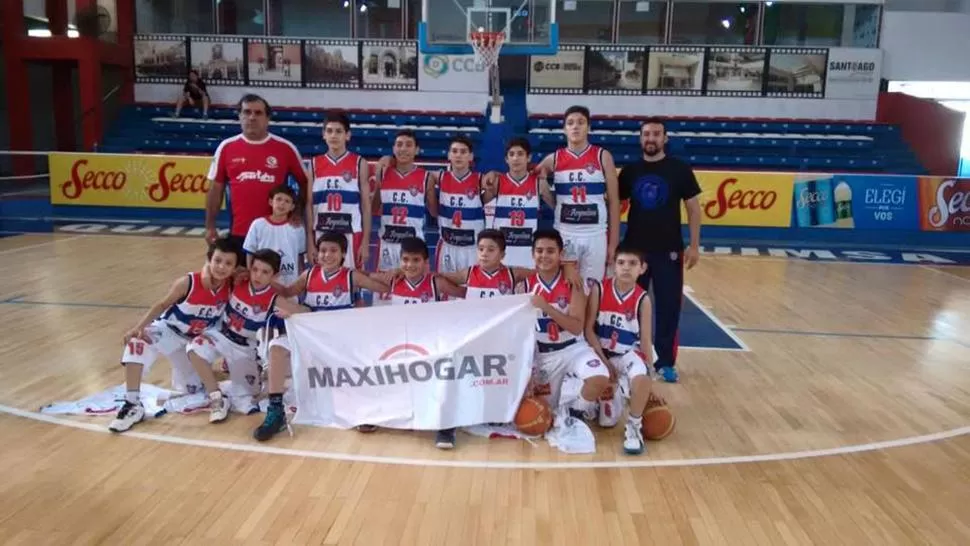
top-left (435, 136), bottom-right (491, 276)
top-left (484, 138), bottom-right (554, 269)
top-left (535, 106), bottom-right (621, 283)
top-left (366, 236), bottom-right (465, 448)
top-left (520, 229), bottom-right (610, 422)
top-left (436, 229), bottom-right (582, 299)
top-left (253, 231), bottom-right (391, 442)
top-left (187, 249), bottom-right (291, 422)
top-left (374, 130), bottom-right (437, 278)
top-left (109, 238), bottom-right (238, 433)
top-left (308, 113), bottom-right (371, 269)
top-left (585, 244), bottom-right (655, 455)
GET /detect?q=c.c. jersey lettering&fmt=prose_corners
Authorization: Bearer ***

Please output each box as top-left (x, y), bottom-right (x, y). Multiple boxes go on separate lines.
top-left (552, 145), bottom-right (608, 234)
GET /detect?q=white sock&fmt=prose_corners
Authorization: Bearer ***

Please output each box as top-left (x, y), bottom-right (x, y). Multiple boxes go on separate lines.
top-left (628, 414), bottom-right (643, 427)
top-left (125, 390), bottom-right (139, 404)
top-left (208, 390), bottom-right (223, 401)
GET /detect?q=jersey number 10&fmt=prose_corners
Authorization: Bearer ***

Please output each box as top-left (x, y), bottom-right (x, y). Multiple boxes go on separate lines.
top-left (326, 193), bottom-right (343, 211)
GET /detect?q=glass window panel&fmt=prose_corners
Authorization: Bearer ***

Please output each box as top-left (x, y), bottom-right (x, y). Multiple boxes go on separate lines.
top-left (269, 0), bottom-right (352, 37)
top-left (554, 0), bottom-right (614, 43)
top-left (762, 2), bottom-right (843, 47)
top-left (407, 0), bottom-right (420, 39)
top-left (217, 0), bottom-right (265, 36)
top-left (617, 0), bottom-right (667, 44)
top-left (848, 4), bottom-right (880, 48)
top-left (356, 1), bottom-right (403, 39)
top-left (670, 1), bottom-right (759, 45)
top-left (136, 0), bottom-right (215, 34)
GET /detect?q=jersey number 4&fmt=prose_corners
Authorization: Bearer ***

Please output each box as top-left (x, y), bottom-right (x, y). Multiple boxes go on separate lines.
top-left (451, 210), bottom-right (463, 228)
top-left (228, 314), bottom-right (246, 332)
top-left (326, 193), bottom-right (343, 211)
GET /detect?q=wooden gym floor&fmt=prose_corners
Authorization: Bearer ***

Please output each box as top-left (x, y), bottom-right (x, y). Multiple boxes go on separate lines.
top-left (0, 233), bottom-right (968, 545)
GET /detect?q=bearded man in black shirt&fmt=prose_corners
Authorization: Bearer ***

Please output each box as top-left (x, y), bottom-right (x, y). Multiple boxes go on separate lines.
top-left (617, 118), bottom-right (702, 383)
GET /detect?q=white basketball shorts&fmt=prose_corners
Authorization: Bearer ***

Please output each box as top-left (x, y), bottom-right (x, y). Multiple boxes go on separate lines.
top-left (186, 329), bottom-right (262, 396)
top-left (532, 340), bottom-right (609, 410)
top-left (608, 350), bottom-right (649, 400)
top-left (435, 241), bottom-right (477, 274)
top-left (121, 320), bottom-right (204, 394)
top-left (376, 240), bottom-right (402, 272)
top-left (561, 231), bottom-right (607, 283)
top-left (267, 334), bottom-right (291, 353)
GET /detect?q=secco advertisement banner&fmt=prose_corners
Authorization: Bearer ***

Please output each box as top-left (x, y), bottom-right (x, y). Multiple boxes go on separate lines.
top-left (285, 295), bottom-right (536, 430)
top-left (691, 172), bottom-right (794, 227)
top-left (918, 177), bottom-right (970, 232)
top-left (791, 174), bottom-right (919, 230)
top-left (49, 152), bottom-right (216, 209)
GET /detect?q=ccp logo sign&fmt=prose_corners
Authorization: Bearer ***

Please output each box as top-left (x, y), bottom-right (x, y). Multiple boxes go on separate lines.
top-left (422, 55), bottom-right (486, 78)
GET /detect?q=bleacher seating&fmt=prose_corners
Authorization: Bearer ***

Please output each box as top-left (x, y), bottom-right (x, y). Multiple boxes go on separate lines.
top-left (100, 104), bottom-right (487, 163)
top-left (529, 114), bottom-right (926, 174)
top-left (99, 104), bottom-right (926, 175)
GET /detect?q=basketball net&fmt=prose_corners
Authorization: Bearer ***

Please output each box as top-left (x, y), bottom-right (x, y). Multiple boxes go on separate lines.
top-left (469, 30), bottom-right (505, 72)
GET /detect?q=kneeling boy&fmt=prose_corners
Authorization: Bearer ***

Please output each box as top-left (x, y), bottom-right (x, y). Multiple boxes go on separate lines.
top-left (585, 244), bottom-right (655, 455)
top-left (109, 238), bottom-right (238, 433)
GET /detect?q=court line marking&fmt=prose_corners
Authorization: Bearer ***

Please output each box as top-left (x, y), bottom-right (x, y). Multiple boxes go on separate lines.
top-left (733, 327), bottom-right (969, 348)
top-left (0, 403), bottom-right (966, 469)
top-left (919, 264), bottom-right (970, 284)
top-left (683, 292), bottom-right (751, 352)
top-left (0, 234), bottom-right (84, 255)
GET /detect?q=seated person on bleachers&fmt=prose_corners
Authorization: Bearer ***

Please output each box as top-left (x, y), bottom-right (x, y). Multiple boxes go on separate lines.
top-left (175, 70), bottom-right (209, 119)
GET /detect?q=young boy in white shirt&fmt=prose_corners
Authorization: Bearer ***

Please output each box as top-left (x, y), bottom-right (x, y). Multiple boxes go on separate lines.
top-left (243, 184), bottom-right (306, 358)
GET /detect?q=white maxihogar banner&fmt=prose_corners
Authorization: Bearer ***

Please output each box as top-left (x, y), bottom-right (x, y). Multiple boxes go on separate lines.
top-left (286, 294), bottom-right (537, 430)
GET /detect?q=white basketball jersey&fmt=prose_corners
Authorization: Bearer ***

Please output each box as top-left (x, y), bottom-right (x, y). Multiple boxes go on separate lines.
top-left (437, 170), bottom-right (485, 247)
top-left (552, 145), bottom-right (608, 235)
top-left (490, 172), bottom-right (540, 249)
top-left (311, 152), bottom-right (363, 234)
top-left (380, 167), bottom-right (429, 243)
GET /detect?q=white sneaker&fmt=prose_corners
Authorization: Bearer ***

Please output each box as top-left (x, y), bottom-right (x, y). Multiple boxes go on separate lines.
top-left (109, 401), bottom-right (146, 433)
top-left (623, 419), bottom-right (645, 455)
top-left (208, 393), bottom-right (231, 423)
top-left (598, 386), bottom-right (622, 428)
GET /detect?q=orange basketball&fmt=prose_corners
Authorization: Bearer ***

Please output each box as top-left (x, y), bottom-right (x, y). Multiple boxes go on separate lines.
top-left (514, 396), bottom-right (552, 436)
top-left (642, 394), bottom-right (676, 441)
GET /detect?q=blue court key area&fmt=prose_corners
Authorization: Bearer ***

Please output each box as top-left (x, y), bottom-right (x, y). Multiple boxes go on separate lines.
top-left (677, 296), bottom-right (744, 351)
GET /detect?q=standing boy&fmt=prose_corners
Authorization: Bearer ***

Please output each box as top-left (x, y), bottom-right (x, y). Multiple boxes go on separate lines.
top-left (308, 112), bottom-right (371, 269)
top-left (535, 106), bottom-right (621, 283)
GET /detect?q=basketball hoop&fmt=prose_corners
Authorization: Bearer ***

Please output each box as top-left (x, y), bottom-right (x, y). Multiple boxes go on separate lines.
top-left (469, 30), bottom-right (505, 70)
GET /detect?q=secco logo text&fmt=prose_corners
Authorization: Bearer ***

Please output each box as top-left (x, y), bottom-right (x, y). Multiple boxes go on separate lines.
top-left (60, 160), bottom-right (126, 199)
top-left (689, 172), bottom-right (793, 227)
top-left (705, 178), bottom-right (778, 219)
top-left (307, 343), bottom-right (511, 388)
top-left (148, 162), bottom-right (211, 202)
top-left (924, 178), bottom-right (970, 231)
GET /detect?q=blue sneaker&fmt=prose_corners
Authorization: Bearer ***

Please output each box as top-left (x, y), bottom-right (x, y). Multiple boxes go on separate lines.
top-left (658, 366), bottom-right (679, 383)
top-left (253, 406), bottom-right (287, 442)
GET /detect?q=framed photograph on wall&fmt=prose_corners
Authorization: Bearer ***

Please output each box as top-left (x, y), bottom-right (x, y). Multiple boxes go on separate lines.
top-left (705, 47), bottom-right (767, 97)
top-left (586, 46), bottom-right (645, 96)
top-left (360, 41), bottom-right (418, 91)
top-left (247, 38), bottom-right (303, 88)
top-left (133, 35), bottom-right (188, 84)
top-left (189, 36), bottom-right (245, 86)
top-left (305, 40), bottom-right (360, 89)
top-left (765, 48), bottom-right (828, 98)
top-left (528, 45), bottom-right (586, 94)
top-left (645, 46), bottom-right (705, 96)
